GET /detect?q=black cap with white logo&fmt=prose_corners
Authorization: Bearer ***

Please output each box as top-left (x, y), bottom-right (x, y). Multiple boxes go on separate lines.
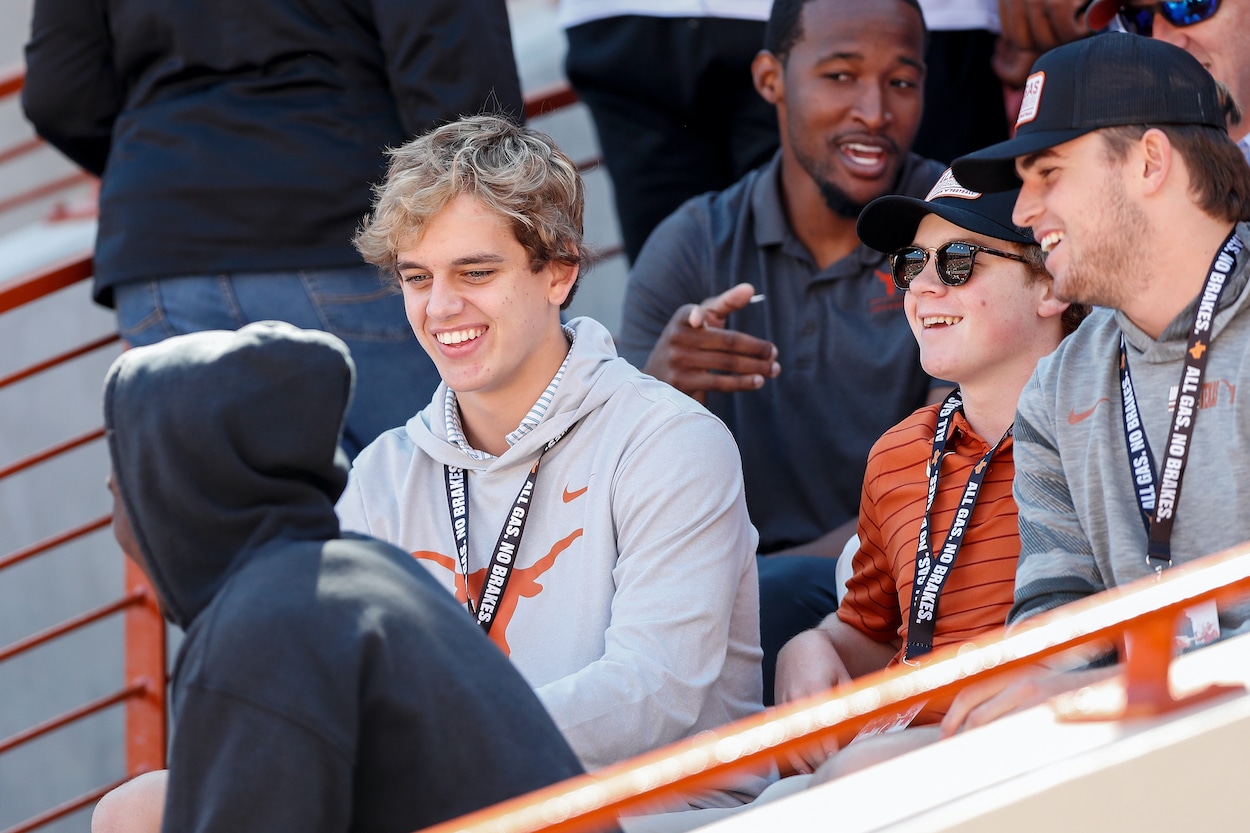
top-left (952, 33), bottom-right (1225, 193)
top-left (857, 168), bottom-right (1033, 255)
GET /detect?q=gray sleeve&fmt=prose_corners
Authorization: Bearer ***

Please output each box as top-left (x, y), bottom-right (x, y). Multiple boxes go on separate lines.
top-left (534, 411), bottom-right (760, 767)
top-left (1008, 372), bottom-right (1107, 625)
top-left (618, 202), bottom-right (715, 368)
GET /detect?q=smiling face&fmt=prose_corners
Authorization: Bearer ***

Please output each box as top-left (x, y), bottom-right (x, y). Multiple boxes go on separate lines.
top-left (397, 194), bottom-right (577, 429)
top-left (1012, 131), bottom-right (1152, 309)
top-left (1138, 0), bottom-right (1250, 142)
top-left (904, 214), bottom-right (1065, 392)
top-left (761, 0), bottom-right (925, 216)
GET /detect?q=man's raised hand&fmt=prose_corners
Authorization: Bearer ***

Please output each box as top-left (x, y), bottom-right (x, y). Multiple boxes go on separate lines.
top-left (642, 282), bottom-right (780, 404)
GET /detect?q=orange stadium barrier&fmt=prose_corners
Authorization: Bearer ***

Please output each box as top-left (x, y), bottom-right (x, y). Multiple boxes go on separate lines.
top-left (421, 541), bottom-right (1250, 833)
top-left (0, 68), bottom-right (164, 833)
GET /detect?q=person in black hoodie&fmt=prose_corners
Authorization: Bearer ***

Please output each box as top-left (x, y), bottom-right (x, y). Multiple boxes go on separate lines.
top-left (96, 320), bottom-right (584, 833)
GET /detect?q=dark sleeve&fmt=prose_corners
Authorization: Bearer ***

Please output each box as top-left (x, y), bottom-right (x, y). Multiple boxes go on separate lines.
top-left (618, 202), bottom-right (715, 368)
top-left (161, 686), bottom-right (352, 833)
top-left (21, 0), bottom-right (124, 175)
top-left (370, 0), bottom-right (524, 137)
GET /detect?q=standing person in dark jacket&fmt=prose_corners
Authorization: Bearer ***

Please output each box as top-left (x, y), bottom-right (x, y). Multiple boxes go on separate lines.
top-left (22, 0), bottom-right (524, 456)
top-left (94, 321), bottom-right (584, 833)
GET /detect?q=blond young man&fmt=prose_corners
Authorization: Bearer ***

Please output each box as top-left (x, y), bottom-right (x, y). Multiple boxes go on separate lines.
top-left (339, 115), bottom-right (765, 805)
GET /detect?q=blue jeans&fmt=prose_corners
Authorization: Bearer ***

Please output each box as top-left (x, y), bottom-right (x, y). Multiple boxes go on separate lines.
top-left (114, 266), bottom-right (440, 458)
top-left (757, 554), bottom-right (842, 707)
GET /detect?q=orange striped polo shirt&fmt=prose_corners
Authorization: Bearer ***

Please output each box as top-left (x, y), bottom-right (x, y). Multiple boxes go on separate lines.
top-left (838, 403), bottom-right (1019, 680)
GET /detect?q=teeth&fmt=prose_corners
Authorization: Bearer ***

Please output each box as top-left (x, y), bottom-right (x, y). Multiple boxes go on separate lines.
top-left (922, 316), bottom-right (962, 328)
top-left (1040, 231), bottom-right (1064, 253)
top-left (843, 143), bottom-right (885, 165)
top-left (435, 327), bottom-right (485, 345)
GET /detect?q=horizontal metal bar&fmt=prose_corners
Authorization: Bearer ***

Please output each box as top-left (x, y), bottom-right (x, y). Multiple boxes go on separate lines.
top-left (0, 775), bottom-right (129, 833)
top-left (0, 682), bottom-right (146, 756)
top-left (0, 334), bottom-right (120, 391)
top-left (0, 254), bottom-right (93, 316)
top-left (0, 65), bottom-right (22, 100)
top-left (0, 589), bottom-right (145, 664)
top-left (0, 428), bottom-right (107, 483)
top-left (0, 137), bottom-right (44, 167)
top-left (0, 515), bottom-right (111, 575)
top-left (0, 171), bottom-right (94, 217)
top-left (525, 83), bottom-right (578, 120)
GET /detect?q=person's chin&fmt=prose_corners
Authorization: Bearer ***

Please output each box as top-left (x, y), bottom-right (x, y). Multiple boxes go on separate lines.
top-left (820, 167), bottom-right (898, 218)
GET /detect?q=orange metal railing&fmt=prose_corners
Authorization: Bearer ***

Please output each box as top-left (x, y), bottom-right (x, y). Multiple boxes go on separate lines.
top-left (0, 65), bottom-right (23, 100)
top-left (0, 306), bottom-right (167, 833)
top-left (422, 541), bottom-right (1250, 833)
top-left (0, 69), bottom-right (165, 833)
top-left (0, 253), bottom-right (167, 831)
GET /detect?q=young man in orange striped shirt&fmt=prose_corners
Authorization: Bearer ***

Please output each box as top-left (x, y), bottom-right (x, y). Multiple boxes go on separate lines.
top-left (773, 168), bottom-right (1087, 778)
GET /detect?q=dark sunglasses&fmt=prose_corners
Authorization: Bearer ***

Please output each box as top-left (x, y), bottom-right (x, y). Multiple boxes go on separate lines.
top-left (890, 241), bottom-right (1030, 291)
top-left (1117, 0), bottom-right (1221, 36)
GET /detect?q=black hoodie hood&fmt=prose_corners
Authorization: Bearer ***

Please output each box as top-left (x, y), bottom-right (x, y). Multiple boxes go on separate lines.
top-left (103, 321), bottom-right (355, 629)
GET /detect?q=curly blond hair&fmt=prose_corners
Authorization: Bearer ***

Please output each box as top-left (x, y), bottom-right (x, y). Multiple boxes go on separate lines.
top-left (355, 115), bottom-right (588, 308)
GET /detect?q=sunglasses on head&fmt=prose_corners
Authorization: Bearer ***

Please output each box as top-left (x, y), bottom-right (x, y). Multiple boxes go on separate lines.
top-left (1117, 0), bottom-right (1221, 36)
top-left (890, 241), bottom-right (1030, 291)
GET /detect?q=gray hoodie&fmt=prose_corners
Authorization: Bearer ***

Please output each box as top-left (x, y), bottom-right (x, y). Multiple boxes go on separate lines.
top-left (339, 316), bottom-right (766, 803)
top-left (1011, 223), bottom-right (1250, 636)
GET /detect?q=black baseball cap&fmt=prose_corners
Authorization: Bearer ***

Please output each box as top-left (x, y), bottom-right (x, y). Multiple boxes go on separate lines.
top-left (952, 33), bottom-right (1225, 193)
top-left (857, 168), bottom-right (1033, 255)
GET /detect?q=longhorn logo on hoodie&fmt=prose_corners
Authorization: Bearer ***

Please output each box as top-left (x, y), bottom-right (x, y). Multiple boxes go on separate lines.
top-left (412, 528), bottom-right (584, 655)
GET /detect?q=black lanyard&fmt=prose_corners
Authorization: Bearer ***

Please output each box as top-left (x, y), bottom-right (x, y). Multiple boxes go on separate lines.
top-left (1118, 231), bottom-right (1243, 573)
top-left (442, 424), bottom-right (575, 633)
top-left (905, 390), bottom-right (1011, 662)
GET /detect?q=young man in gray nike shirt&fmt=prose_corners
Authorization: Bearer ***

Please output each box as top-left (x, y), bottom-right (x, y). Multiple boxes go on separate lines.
top-left (942, 33), bottom-right (1250, 730)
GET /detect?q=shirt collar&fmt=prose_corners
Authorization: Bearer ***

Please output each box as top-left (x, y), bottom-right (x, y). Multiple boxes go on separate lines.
top-left (444, 325), bottom-right (576, 460)
top-left (750, 151), bottom-right (790, 248)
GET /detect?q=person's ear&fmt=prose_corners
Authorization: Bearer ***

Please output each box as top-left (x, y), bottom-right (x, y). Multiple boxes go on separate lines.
top-left (753, 50), bottom-right (784, 105)
top-left (546, 259), bottom-right (579, 307)
top-left (1035, 278), bottom-right (1069, 321)
top-left (1137, 127), bottom-right (1173, 197)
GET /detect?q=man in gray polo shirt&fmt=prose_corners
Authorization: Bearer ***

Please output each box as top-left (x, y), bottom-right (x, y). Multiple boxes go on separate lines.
top-left (619, 0), bottom-right (946, 703)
